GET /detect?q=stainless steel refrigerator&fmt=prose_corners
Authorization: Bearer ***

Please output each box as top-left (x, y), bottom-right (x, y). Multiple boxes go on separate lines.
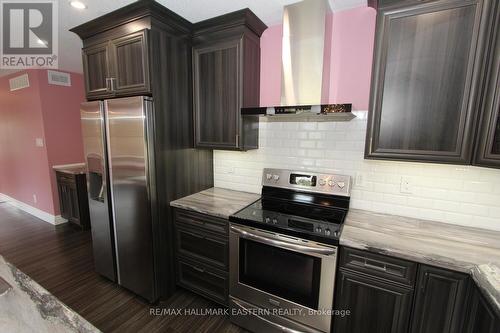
top-left (80, 96), bottom-right (157, 302)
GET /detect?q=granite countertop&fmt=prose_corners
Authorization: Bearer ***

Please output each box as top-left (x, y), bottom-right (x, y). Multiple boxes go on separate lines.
top-left (170, 187), bottom-right (500, 312)
top-left (170, 187), bottom-right (260, 219)
top-left (52, 163), bottom-right (86, 175)
top-left (341, 208), bottom-right (500, 313)
top-left (0, 255), bottom-right (99, 333)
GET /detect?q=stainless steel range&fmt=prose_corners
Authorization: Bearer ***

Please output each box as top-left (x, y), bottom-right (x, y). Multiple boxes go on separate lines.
top-left (228, 168), bottom-right (351, 333)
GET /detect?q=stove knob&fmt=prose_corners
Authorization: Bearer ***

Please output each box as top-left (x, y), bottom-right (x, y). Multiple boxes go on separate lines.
top-left (266, 173), bottom-right (273, 180)
top-left (265, 217), bottom-right (271, 223)
top-left (273, 174), bottom-right (280, 181)
top-left (272, 218), bottom-right (278, 224)
top-left (319, 179), bottom-right (326, 186)
top-left (325, 228), bottom-right (331, 236)
top-left (337, 181), bottom-right (345, 189)
top-left (316, 226), bottom-right (322, 233)
top-left (328, 180), bottom-right (335, 187)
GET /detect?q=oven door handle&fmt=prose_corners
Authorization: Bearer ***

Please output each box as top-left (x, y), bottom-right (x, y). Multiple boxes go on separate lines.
top-left (231, 298), bottom-right (304, 333)
top-left (230, 225), bottom-right (336, 255)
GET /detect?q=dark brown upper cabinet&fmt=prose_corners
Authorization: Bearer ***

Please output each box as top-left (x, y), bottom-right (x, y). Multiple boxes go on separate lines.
top-left (474, 4), bottom-right (500, 168)
top-left (82, 41), bottom-right (110, 99)
top-left (81, 29), bottom-right (150, 100)
top-left (366, 0), bottom-right (495, 164)
top-left (192, 10), bottom-right (267, 150)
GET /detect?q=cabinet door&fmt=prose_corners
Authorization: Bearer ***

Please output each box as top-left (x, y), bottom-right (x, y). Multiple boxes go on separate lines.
top-left (366, 0), bottom-right (492, 163)
top-left (193, 38), bottom-right (242, 149)
top-left (465, 284), bottom-right (500, 333)
top-left (410, 265), bottom-right (470, 333)
top-left (67, 184), bottom-right (80, 224)
top-left (57, 182), bottom-right (71, 220)
top-left (82, 42), bottom-right (111, 99)
top-left (474, 5), bottom-right (500, 168)
top-left (334, 269), bottom-right (414, 333)
top-left (109, 30), bottom-right (150, 96)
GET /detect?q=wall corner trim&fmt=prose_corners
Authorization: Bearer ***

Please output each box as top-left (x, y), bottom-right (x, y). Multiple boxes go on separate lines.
top-left (0, 193), bottom-right (68, 226)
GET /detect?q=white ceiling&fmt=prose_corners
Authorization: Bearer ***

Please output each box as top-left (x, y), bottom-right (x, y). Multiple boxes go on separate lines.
top-left (0, 0), bottom-right (367, 77)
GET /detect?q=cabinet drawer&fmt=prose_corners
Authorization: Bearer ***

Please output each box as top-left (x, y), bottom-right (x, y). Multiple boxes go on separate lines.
top-left (175, 226), bottom-right (228, 270)
top-left (340, 247), bottom-right (417, 287)
top-left (174, 209), bottom-right (228, 236)
top-left (177, 256), bottom-right (228, 306)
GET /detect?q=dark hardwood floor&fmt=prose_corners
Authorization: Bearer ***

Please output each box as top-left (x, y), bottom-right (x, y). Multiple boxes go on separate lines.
top-left (0, 202), bottom-right (245, 333)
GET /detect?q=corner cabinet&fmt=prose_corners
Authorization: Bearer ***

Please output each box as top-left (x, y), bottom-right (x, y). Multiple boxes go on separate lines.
top-left (474, 3), bottom-right (500, 168)
top-left (82, 29), bottom-right (150, 100)
top-left (465, 283), bottom-right (500, 333)
top-left (192, 10), bottom-right (266, 150)
top-left (366, 0), bottom-right (495, 164)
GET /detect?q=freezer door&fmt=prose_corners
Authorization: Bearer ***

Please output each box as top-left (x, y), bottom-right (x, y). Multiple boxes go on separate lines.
top-left (105, 96), bottom-right (156, 302)
top-left (80, 101), bottom-right (116, 282)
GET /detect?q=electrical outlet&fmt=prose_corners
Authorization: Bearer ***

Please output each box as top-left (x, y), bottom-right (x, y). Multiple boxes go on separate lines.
top-left (400, 176), bottom-right (414, 194)
top-left (355, 172), bottom-right (367, 188)
top-left (33, 194), bottom-right (37, 204)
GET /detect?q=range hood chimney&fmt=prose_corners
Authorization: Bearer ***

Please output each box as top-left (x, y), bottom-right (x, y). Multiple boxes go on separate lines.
top-left (281, 0), bottom-right (330, 105)
top-left (242, 0), bottom-right (354, 121)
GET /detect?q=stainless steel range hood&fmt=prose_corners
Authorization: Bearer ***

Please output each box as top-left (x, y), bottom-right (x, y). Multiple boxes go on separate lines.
top-left (242, 0), bottom-right (354, 121)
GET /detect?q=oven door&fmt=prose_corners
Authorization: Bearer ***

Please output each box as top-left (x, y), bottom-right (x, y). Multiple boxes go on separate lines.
top-left (229, 224), bottom-right (337, 333)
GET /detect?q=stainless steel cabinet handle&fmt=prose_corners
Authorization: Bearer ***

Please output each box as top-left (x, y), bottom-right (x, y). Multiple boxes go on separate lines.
top-left (365, 260), bottom-right (387, 272)
top-left (230, 225), bottom-right (336, 255)
top-left (105, 78), bottom-right (112, 91)
top-left (192, 265), bottom-right (205, 273)
top-left (231, 298), bottom-right (303, 333)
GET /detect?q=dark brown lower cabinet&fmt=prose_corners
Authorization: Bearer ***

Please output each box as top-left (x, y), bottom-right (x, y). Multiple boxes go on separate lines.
top-left (173, 209), bottom-right (229, 306)
top-left (56, 171), bottom-right (90, 229)
top-left (465, 284), bottom-right (500, 333)
top-left (410, 265), bottom-right (470, 333)
top-left (333, 269), bottom-right (414, 333)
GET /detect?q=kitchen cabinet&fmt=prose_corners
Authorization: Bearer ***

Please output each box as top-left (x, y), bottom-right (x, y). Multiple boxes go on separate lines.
top-left (465, 283), bottom-right (500, 333)
top-left (410, 265), bottom-right (470, 333)
top-left (173, 209), bottom-right (229, 306)
top-left (366, 0), bottom-right (495, 164)
top-left (474, 3), bottom-right (500, 168)
top-left (82, 30), bottom-right (150, 100)
top-left (334, 269), bottom-right (414, 333)
top-left (55, 171), bottom-right (90, 229)
top-left (334, 248), bottom-right (416, 333)
top-left (192, 10), bottom-right (266, 150)
top-left (82, 42), bottom-right (110, 99)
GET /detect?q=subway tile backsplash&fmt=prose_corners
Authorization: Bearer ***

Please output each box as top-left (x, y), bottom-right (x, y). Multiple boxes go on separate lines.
top-left (214, 111), bottom-right (500, 231)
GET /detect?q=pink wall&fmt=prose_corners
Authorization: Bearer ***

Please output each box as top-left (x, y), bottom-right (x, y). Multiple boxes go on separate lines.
top-left (259, 6), bottom-right (377, 110)
top-left (0, 70), bottom-right (55, 214)
top-left (38, 70), bottom-right (85, 214)
top-left (0, 70), bottom-right (85, 216)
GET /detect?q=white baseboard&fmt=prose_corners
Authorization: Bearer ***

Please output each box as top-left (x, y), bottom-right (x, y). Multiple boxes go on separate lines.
top-left (0, 193), bottom-right (68, 225)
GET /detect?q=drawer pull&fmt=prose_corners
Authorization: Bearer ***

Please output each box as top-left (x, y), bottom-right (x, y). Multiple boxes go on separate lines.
top-left (365, 260), bottom-right (387, 272)
top-left (269, 298), bottom-right (281, 307)
top-left (192, 265), bottom-right (205, 273)
top-left (182, 230), bottom-right (219, 243)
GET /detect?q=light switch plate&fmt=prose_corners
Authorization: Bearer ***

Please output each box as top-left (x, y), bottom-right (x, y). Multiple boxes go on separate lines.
top-left (35, 138), bottom-right (44, 147)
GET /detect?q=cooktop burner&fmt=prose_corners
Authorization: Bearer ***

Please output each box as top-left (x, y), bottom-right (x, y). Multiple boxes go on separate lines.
top-left (229, 168), bottom-right (352, 246)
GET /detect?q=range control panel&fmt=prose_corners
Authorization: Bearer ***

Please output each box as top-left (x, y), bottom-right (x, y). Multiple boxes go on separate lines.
top-left (262, 168), bottom-right (351, 197)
